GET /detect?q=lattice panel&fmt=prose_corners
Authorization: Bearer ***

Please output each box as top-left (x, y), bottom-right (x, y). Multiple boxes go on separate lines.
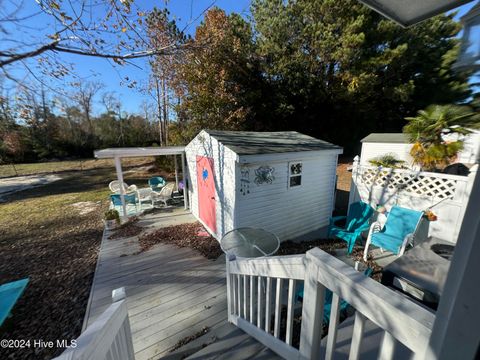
top-left (358, 167), bottom-right (458, 199)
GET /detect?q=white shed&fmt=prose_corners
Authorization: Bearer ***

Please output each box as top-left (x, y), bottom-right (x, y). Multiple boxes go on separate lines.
top-left (360, 131), bottom-right (480, 167)
top-left (185, 130), bottom-right (343, 241)
top-left (360, 133), bottom-right (414, 166)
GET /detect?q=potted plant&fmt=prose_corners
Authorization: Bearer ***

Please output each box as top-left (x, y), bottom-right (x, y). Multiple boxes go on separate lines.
top-left (104, 209), bottom-right (120, 230)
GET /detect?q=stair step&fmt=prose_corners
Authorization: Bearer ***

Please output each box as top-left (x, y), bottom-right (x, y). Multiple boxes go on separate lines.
top-left (163, 321), bottom-right (282, 360)
top-left (160, 322), bottom-right (231, 360)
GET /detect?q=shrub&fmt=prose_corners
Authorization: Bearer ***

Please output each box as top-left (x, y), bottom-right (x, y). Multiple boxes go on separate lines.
top-left (104, 209), bottom-right (120, 223)
top-left (369, 154), bottom-right (406, 168)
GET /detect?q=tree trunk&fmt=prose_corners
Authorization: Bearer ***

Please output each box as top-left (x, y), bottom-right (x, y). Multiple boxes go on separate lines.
top-left (162, 77), bottom-right (168, 146)
top-left (155, 78), bottom-right (164, 146)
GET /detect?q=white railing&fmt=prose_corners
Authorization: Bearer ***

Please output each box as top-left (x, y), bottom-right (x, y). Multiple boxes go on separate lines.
top-left (226, 248), bottom-right (435, 359)
top-left (54, 288), bottom-right (134, 360)
top-left (349, 158), bottom-right (477, 241)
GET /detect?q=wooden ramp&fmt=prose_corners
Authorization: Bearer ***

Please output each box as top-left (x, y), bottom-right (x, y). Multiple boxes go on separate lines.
top-left (83, 208), bottom-right (228, 360)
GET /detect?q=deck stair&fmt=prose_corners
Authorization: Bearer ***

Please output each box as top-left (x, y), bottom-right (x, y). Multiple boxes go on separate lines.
top-left (165, 322), bottom-right (281, 360)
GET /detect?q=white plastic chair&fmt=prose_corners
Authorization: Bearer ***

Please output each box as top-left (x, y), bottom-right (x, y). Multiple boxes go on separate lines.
top-left (109, 180), bottom-right (137, 194)
top-left (151, 183), bottom-right (175, 207)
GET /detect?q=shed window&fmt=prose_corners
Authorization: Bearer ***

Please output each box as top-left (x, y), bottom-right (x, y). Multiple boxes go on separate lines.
top-left (289, 162), bottom-right (302, 187)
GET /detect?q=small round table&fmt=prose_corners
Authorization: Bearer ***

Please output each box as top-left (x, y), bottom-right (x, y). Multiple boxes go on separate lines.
top-left (220, 227), bottom-right (280, 258)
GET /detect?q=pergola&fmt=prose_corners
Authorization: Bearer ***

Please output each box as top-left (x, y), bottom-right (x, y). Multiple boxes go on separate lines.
top-left (94, 146), bottom-right (189, 217)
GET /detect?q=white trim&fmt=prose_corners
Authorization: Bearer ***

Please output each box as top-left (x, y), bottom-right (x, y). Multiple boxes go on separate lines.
top-left (426, 165), bottom-right (480, 359)
top-left (238, 149), bottom-right (343, 163)
top-left (288, 161), bottom-right (303, 189)
top-left (94, 146), bottom-right (185, 159)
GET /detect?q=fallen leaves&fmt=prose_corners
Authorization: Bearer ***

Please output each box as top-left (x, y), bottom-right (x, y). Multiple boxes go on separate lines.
top-left (139, 222), bottom-right (223, 260)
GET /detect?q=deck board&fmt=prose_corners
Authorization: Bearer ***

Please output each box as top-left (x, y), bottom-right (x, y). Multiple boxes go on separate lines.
top-left (83, 208), bottom-right (228, 360)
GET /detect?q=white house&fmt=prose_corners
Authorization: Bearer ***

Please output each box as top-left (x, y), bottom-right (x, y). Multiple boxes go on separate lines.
top-left (185, 130), bottom-right (343, 241)
top-left (360, 131), bottom-right (480, 167)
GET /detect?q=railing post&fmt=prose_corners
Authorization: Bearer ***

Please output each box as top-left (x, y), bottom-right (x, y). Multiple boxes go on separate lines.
top-left (299, 254), bottom-right (325, 359)
top-left (226, 254), bottom-right (234, 322)
top-left (348, 155), bottom-right (360, 208)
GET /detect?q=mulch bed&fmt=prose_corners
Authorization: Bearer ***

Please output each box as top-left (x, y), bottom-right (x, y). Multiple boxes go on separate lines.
top-left (138, 222), bottom-right (223, 260)
top-left (278, 239), bottom-right (383, 281)
top-left (0, 210), bottom-right (103, 360)
top-left (277, 239), bottom-right (346, 255)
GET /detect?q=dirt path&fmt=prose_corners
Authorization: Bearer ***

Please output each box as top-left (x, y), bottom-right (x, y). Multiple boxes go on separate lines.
top-left (0, 174), bottom-right (62, 201)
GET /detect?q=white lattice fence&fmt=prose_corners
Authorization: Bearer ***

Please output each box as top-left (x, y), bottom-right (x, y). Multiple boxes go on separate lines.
top-left (359, 167), bottom-right (460, 200)
top-left (349, 157), bottom-right (477, 242)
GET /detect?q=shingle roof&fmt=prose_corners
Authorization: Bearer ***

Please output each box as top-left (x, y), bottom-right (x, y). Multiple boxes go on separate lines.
top-left (205, 130), bottom-right (342, 155)
top-left (361, 133), bottom-right (410, 144)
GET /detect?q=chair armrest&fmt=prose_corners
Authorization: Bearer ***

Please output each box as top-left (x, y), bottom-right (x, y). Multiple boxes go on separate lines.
top-left (368, 221), bottom-right (382, 235)
top-left (353, 222), bottom-right (371, 235)
top-left (330, 215), bottom-right (346, 226)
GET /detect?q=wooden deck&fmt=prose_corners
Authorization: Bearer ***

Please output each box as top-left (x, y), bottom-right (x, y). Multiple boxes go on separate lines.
top-left (83, 208), bottom-right (228, 360)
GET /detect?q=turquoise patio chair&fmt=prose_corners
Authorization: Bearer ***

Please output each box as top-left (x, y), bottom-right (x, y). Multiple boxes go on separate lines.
top-left (110, 192), bottom-right (139, 212)
top-left (297, 267), bottom-right (373, 324)
top-left (363, 206), bottom-right (423, 261)
top-left (148, 176), bottom-right (166, 192)
top-left (0, 278), bottom-right (29, 326)
top-left (328, 201), bottom-right (374, 254)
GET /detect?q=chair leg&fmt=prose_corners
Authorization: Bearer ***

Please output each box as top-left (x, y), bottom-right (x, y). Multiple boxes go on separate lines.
top-left (363, 236), bottom-right (371, 262)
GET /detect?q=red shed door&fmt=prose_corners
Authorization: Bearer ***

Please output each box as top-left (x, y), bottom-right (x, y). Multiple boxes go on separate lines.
top-left (196, 156), bottom-right (216, 233)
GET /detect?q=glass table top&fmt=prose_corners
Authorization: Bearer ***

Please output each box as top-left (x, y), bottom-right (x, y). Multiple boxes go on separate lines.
top-left (220, 227), bottom-right (280, 258)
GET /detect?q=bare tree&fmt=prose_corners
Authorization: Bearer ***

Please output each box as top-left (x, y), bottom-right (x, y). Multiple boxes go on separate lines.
top-left (74, 82), bottom-right (102, 144)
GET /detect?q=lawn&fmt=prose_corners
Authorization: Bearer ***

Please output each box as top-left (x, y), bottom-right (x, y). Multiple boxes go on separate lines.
top-left (0, 158), bottom-right (161, 359)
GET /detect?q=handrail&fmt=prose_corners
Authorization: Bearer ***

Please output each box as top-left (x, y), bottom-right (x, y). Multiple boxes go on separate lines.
top-left (228, 254), bottom-right (305, 279)
top-left (54, 288), bottom-right (134, 360)
top-left (227, 248), bottom-right (434, 360)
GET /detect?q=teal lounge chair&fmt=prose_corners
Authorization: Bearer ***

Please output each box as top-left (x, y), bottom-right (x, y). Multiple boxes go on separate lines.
top-left (328, 201), bottom-right (374, 253)
top-left (0, 278), bottom-right (29, 326)
top-left (297, 268), bottom-right (373, 324)
top-left (363, 205), bottom-right (423, 261)
top-left (148, 177), bottom-right (166, 192)
top-left (110, 192), bottom-right (139, 212)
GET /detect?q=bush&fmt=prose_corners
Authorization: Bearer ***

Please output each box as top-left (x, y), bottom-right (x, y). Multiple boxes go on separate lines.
top-left (104, 209), bottom-right (120, 223)
top-left (369, 154), bottom-right (406, 169)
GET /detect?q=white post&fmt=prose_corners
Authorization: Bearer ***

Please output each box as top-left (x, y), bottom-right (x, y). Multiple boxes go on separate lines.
top-left (181, 152), bottom-right (189, 210)
top-left (174, 154), bottom-right (179, 191)
top-left (299, 256), bottom-right (325, 359)
top-left (114, 156), bottom-right (127, 218)
top-left (426, 165), bottom-right (480, 359)
top-left (348, 155), bottom-right (360, 209)
top-left (226, 257), bottom-right (233, 322)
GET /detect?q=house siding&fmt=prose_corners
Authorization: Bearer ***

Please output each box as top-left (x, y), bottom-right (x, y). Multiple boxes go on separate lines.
top-left (185, 130), bottom-right (237, 239)
top-left (234, 154), bottom-right (339, 241)
top-left (361, 131), bottom-right (480, 167)
top-left (360, 142), bottom-right (413, 166)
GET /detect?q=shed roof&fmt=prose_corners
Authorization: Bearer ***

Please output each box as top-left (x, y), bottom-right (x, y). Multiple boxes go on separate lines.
top-left (361, 133), bottom-right (410, 144)
top-left (94, 146), bottom-right (185, 159)
top-left (205, 130), bottom-right (342, 155)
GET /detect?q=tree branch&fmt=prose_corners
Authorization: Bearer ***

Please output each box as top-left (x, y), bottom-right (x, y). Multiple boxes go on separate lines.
top-left (0, 40), bottom-right (60, 67)
top-left (1, 41), bottom-right (195, 68)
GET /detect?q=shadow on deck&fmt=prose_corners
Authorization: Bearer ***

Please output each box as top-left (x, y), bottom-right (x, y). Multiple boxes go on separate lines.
top-left (83, 207), bottom-right (228, 360)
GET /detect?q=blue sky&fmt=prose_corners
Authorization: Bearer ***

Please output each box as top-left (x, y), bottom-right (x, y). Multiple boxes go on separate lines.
top-left (2, 0), bottom-right (477, 115)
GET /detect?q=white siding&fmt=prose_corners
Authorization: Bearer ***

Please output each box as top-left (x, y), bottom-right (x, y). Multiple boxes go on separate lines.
top-left (360, 142), bottom-right (413, 166)
top-left (362, 131), bottom-right (480, 167)
top-left (234, 154), bottom-right (339, 241)
top-left (446, 130), bottom-right (480, 164)
top-left (185, 130), bottom-right (237, 239)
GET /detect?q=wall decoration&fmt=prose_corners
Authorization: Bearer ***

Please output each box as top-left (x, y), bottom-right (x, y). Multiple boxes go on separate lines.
top-left (240, 166), bottom-right (250, 195)
top-left (254, 166), bottom-right (275, 185)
